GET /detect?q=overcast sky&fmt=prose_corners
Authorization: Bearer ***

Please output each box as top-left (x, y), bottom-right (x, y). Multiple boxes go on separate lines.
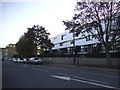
top-left (0, 0), bottom-right (76, 48)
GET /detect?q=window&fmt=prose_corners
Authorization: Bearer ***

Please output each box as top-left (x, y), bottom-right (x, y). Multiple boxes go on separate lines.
top-left (9, 44), bottom-right (13, 47)
top-left (60, 43), bottom-right (63, 46)
top-left (61, 35), bottom-right (64, 40)
top-left (61, 34), bottom-right (66, 40)
top-left (86, 35), bottom-right (93, 41)
top-left (70, 40), bottom-right (75, 44)
top-left (13, 45), bottom-right (15, 47)
top-left (54, 37), bottom-right (57, 39)
top-left (81, 46), bottom-right (84, 52)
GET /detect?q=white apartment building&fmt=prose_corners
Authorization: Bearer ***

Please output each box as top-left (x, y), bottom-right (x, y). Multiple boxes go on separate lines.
top-left (50, 30), bottom-right (120, 56)
top-left (49, 13), bottom-right (120, 56)
top-left (50, 31), bottom-right (100, 55)
top-left (51, 31), bottom-right (98, 50)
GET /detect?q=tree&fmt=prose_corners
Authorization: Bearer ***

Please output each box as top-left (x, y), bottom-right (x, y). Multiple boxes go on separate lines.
top-left (63, 1), bottom-right (120, 67)
top-left (27, 25), bottom-right (54, 55)
top-left (16, 34), bottom-right (36, 57)
top-left (16, 25), bottom-right (53, 57)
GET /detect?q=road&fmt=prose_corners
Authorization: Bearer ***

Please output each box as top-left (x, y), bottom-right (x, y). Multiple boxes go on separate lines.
top-left (2, 61), bottom-right (119, 89)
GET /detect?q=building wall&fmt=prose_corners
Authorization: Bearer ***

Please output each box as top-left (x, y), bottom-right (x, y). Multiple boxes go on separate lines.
top-left (50, 29), bottom-right (120, 55)
top-left (50, 31), bottom-right (99, 50)
top-left (3, 44), bottom-right (17, 60)
top-left (0, 48), bottom-right (2, 60)
top-left (41, 57), bottom-right (119, 67)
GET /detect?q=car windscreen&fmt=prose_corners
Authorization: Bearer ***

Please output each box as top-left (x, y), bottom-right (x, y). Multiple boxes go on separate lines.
top-left (34, 57), bottom-right (39, 60)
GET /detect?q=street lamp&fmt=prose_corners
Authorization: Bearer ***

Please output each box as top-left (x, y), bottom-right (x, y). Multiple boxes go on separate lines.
top-left (73, 31), bottom-right (76, 65)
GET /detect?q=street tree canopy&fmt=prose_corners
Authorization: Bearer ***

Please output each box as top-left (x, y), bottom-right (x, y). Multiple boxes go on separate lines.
top-left (28, 25), bottom-right (54, 51)
top-left (16, 34), bottom-right (36, 57)
top-left (16, 25), bottom-right (53, 57)
top-left (63, 1), bottom-right (120, 66)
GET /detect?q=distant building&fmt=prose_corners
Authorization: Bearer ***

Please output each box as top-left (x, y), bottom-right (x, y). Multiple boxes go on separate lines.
top-left (3, 44), bottom-right (17, 60)
top-left (0, 48), bottom-right (6, 60)
top-left (0, 48), bottom-right (2, 60)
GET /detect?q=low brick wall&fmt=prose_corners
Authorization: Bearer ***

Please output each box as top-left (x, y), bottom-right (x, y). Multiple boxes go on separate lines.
top-left (41, 57), bottom-right (119, 67)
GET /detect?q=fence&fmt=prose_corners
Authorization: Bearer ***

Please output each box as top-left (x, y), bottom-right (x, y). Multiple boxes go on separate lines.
top-left (41, 57), bottom-right (119, 67)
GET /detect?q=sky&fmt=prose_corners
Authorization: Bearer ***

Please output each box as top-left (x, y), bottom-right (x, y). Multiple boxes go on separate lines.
top-left (0, 0), bottom-right (76, 48)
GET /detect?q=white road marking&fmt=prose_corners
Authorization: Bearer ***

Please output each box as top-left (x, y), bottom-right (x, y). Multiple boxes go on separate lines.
top-left (10, 62), bottom-right (117, 78)
top-left (71, 78), bottom-right (117, 89)
top-left (51, 75), bottom-right (70, 80)
top-left (49, 65), bottom-right (117, 78)
top-left (57, 73), bottom-right (109, 85)
top-left (51, 74), bottom-right (118, 89)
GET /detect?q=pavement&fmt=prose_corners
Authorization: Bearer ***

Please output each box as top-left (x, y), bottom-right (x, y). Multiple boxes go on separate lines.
top-left (1, 60), bottom-right (119, 72)
top-left (44, 63), bottom-right (120, 72)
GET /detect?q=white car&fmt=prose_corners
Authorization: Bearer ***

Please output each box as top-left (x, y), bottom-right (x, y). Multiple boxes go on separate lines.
top-left (17, 58), bottom-right (24, 63)
top-left (29, 57), bottom-right (43, 64)
top-left (12, 58), bottom-right (17, 62)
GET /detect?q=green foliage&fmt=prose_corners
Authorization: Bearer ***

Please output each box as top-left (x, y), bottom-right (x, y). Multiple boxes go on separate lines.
top-left (16, 25), bottom-right (53, 57)
top-left (16, 34), bottom-right (36, 57)
top-left (31, 25), bottom-right (54, 51)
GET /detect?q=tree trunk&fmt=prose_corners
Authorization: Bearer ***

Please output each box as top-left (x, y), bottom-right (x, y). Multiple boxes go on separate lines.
top-left (106, 45), bottom-right (112, 67)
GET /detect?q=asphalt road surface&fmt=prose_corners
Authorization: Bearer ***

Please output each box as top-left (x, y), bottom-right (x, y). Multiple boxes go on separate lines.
top-left (2, 61), bottom-right (119, 89)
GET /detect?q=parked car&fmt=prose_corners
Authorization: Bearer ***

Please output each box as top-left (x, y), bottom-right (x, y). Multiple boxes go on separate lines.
top-left (29, 57), bottom-right (43, 64)
top-left (23, 58), bottom-right (30, 64)
top-left (17, 58), bottom-right (24, 63)
top-left (29, 57), bottom-right (34, 64)
top-left (12, 58), bottom-right (17, 62)
top-left (9, 58), bottom-right (13, 61)
top-left (15, 58), bottom-right (20, 63)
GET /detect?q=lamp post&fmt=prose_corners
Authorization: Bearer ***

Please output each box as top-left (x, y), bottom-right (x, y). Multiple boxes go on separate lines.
top-left (72, 19), bottom-right (76, 65)
top-left (73, 30), bottom-right (76, 65)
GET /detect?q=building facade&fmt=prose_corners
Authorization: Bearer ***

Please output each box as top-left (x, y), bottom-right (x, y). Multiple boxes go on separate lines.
top-left (0, 48), bottom-right (6, 60)
top-left (0, 48), bottom-right (2, 60)
top-left (49, 13), bottom-right (120, 57)
top-left (3, 44), bottom-right (17, 60)
top-left (49, 30), bottom-right (120, 57)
